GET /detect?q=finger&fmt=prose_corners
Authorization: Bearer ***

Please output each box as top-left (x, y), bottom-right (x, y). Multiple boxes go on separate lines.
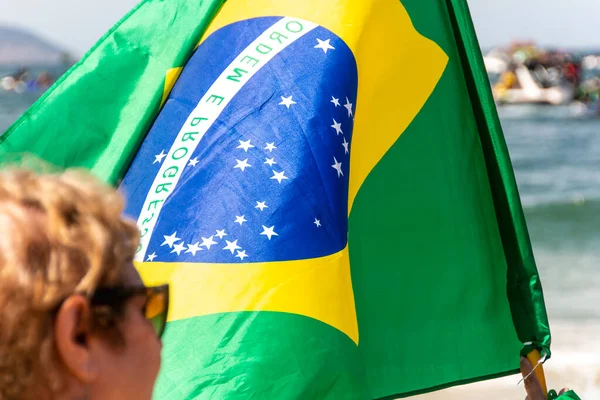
top-left (520, 357), bottom-right (545, 400)
top-left (559, 388), bottom-right (569, 395)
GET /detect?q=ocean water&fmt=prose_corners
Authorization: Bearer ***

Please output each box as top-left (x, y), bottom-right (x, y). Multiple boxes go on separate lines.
top-left (0, 92), bottom-right (41, 133)
top-left (1, 92), bottom-right (599, 397)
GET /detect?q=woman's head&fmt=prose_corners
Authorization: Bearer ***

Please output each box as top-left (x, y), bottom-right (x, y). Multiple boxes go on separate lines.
top-left (0, 169), bottom-right (164, 400)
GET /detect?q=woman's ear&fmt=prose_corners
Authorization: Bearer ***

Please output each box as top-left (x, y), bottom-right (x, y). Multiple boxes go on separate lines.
top-left (54, 295), bottom-right (98, 383)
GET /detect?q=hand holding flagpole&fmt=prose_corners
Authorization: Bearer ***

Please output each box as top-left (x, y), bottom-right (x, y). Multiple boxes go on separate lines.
top-left (521, 353), bottom-right (571, 400)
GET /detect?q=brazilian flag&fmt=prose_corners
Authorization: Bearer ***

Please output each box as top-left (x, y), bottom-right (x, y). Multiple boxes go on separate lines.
top-left (1, 0), bottom-right (553, 398)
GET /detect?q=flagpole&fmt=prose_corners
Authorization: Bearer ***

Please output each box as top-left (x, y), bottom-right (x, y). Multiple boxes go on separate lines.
top-left (527, 349), bottom-right (548, 397)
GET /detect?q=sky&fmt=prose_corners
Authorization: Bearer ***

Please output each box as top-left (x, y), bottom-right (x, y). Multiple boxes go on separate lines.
top-left (1, 0), bottom-right (599, 54)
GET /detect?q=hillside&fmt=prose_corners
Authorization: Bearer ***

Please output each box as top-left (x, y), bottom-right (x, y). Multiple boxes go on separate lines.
top-left (0, 26), bottom-right (70, 65)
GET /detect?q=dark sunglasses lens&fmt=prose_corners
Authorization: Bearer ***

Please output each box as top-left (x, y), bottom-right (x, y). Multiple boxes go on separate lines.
top-left (145, 287), bottom-right (168, 338)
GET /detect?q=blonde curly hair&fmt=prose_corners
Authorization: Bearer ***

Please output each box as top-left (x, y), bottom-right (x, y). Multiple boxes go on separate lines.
top-left (0, 169), bottom-right (139, 399)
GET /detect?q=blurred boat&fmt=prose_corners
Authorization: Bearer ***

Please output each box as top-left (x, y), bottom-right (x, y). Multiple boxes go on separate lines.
top-left (494, 65), bottom-right (575, 106)
top-left (581, 55), bottom-right (600, 71)
top-left (485, 43), bottom-right (600, 108)
top-left (484, 50), bottom-right (509, 75)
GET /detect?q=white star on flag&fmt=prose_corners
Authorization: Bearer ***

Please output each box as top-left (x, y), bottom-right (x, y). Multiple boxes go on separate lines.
top-left (264, 142), bottom-right (277, 152)
top-left (235, 215), bottom-right (247, 225)
top-left (344, 97), bottom-right (354, 117)
top-left (154, 150), bottom-right (167, 164)
top-left (260, 225), bottom-right (279, 240)
top-left (279, 96), bottom-right (297, 109)
top-left (188, 157), bottom-right (199, 167)
top-left (314, 38), bottom-right (335, 54)
top-left (342, 137), bottom-right (350, 154)
top-left (331, 119), bottom-right (343, 135)
top-left (265, 157), bottom-right (277, 166)
top-left (215, 229), bottom-right (227, 239)
top-left (171, 242), bottom-right (186, 255)
top-left (185, 242), bottom-right (202, 256)
top-left (270, 170), bottom-right (289, 184)
top-left (146, 252), bottom-right (157, 262)
top-left (234, 159), bottom-right (252, 172)
top-left (332, 157), bottom-right (344, 177)
top-left (201, 236), bottom-right (217, 250)
top-left (237, 139), bottom-right (255, 152)
top-left (314, 218), bottom-right (322, 227)
top-left (330, 96), bottom-right (340, 107)
top-left (223, 239), bottom-right (242, 254)
top-left (255, 201), bottom-right (268, 211)
top-left (161, 232), bottom-right (180, 248)
top-left (236, 250), bottom-right (249, 260)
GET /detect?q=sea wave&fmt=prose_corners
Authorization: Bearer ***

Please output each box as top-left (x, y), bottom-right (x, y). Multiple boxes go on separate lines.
top-left (523, 197), bottom-right (600, 244)
top-left (522, 198), bottom-right (600, 323)
top-left (524, 195), bottom-right (600, 217)
top-left (522, 197), bottom-right (600, 266)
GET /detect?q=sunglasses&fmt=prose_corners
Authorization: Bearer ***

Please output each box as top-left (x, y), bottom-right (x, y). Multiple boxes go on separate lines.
top-left (90, 284), bottom-right (170, 338)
